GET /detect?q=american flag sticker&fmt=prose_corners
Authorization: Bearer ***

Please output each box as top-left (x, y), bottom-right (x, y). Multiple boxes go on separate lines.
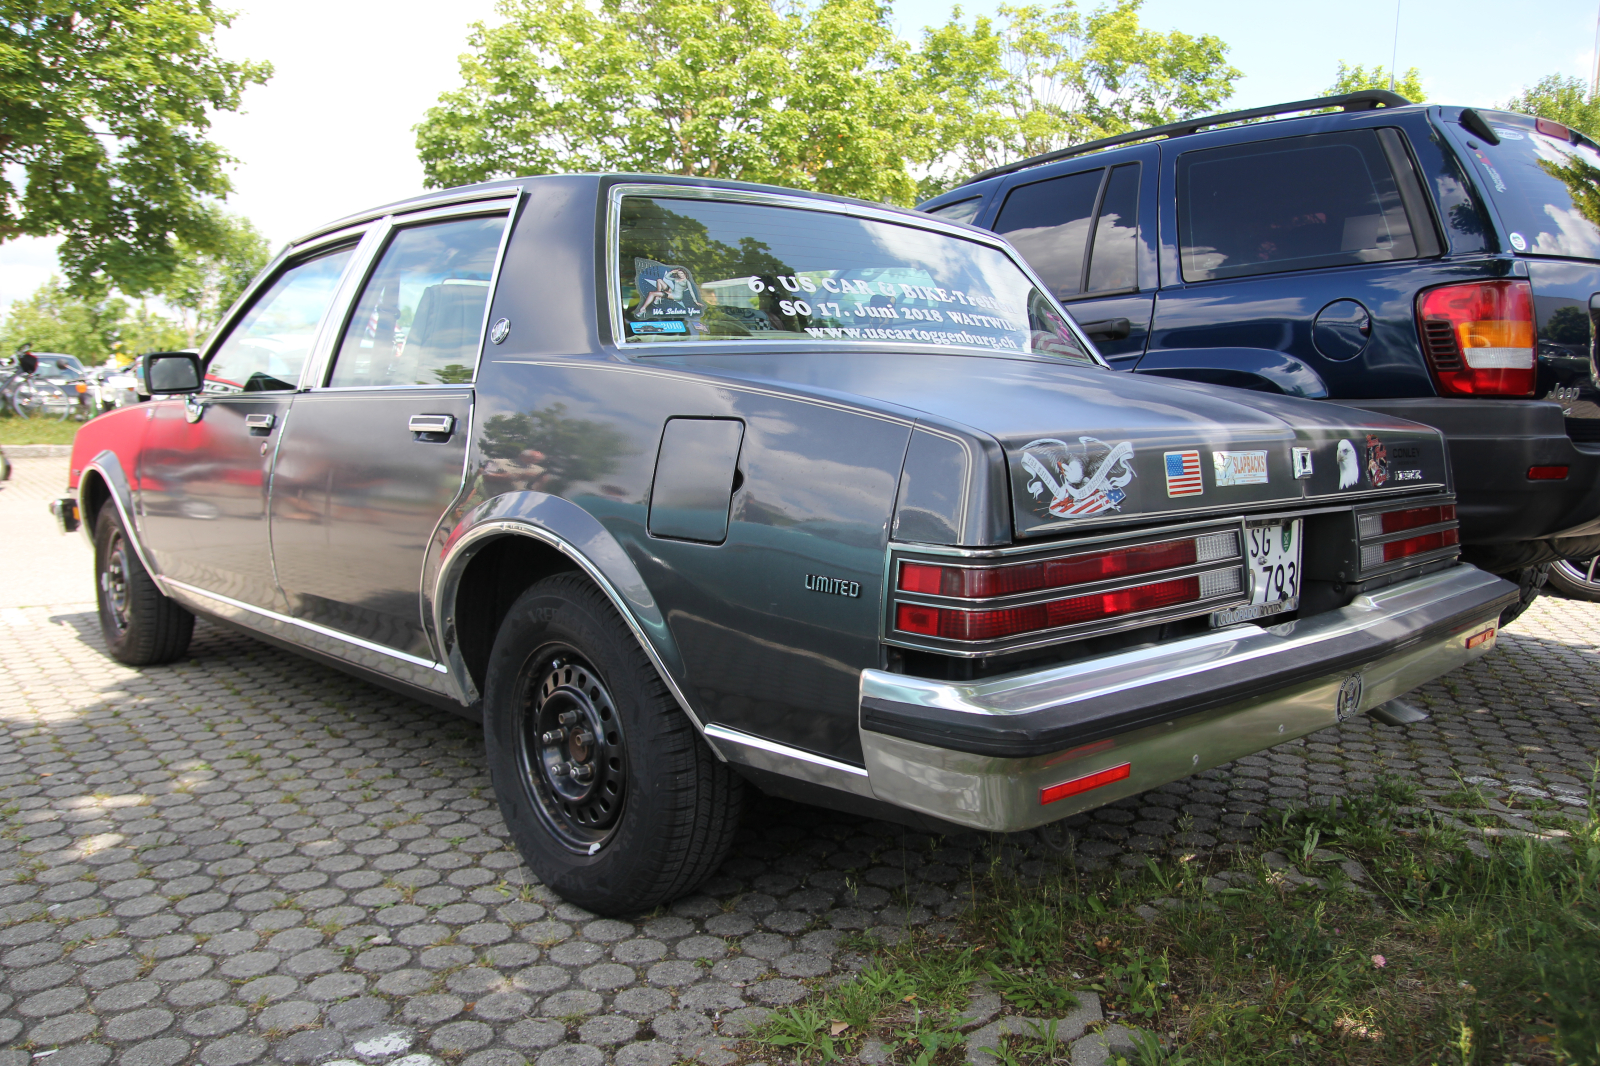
top-left (1164, 450), bottom-right (1203, 497)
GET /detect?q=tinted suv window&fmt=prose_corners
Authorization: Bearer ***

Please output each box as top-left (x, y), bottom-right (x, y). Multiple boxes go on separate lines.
top-left (1179, 130), bottom-right (1421, 281)
top-left (1458, 111), bottom-right (1600, 259)
top-left (205, 245), bottom-right (355, 393)
top-left (329, 215), bottom-right (505, 387)
top-left (993, 169), bottom-right (1102, 298)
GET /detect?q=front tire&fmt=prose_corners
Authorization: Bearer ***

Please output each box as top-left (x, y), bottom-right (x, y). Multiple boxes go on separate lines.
top-left (94, 506), bottom-right (194, 665)
top-left (1497, 563), bottom-right (1549, 628)
top-left (483, 574), bottom-right (743, 914)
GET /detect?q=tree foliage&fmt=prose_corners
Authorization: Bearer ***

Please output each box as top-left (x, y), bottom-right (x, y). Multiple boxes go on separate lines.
top-left (1504, 74), bottom-right (1600, 141)
top-left (0, 1), bottom-right (271, 294)
top-left (0, 278), bottom-right (187, 365)
top-left (417, 0), bottom-right (931, 206)
top-left (1325, 61), bottom-right (1425, 104)
top-left (416, 0), bottom-right (1238, 205)
top-left (922, 0), bottom-right (1239, 186)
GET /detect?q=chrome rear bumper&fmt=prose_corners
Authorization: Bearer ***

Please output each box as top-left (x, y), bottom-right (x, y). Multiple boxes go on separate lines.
top-left (857, 565), bottom-right (1514, 832)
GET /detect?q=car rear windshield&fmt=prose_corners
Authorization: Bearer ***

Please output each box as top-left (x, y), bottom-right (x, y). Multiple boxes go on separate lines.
top-left (613, 194), bottom-right (1094, 363)
top-left (1458, 111), bottom-right (1600, 260)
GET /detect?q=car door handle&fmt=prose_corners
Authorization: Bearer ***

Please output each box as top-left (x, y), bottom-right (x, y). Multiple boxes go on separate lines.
top-left (1079, 317), bottom-right (1132, 341)
top-left (245, 413), bottom-right (275, 434)
top-left (409, 414), bottom-right (455, 437)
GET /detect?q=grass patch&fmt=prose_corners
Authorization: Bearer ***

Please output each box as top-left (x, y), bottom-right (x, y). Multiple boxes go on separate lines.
top-left (0, 408), bottom-right (86, 445)
top-left (751, 782), bottom-right (1600, 1065)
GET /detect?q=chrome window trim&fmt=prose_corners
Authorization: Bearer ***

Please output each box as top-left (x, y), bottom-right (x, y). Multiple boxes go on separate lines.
top-left (602, 182), bottom-right (1107, 366)
top-left (290, 186), bottom-right (523, 248)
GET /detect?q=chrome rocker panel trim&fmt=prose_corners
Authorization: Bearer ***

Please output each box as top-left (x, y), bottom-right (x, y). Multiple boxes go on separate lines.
top-left (703, 724), bottom-right (873, 798)
top-left (856, 565), bottom-right (1514, 832)
top-left (162, 579), bottom-right (459, 700)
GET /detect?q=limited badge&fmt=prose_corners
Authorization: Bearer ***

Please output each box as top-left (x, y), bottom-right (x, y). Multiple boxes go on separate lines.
top-left (1364, 434), bottom-right (1389, 487)
top-left (1163, 450), bottom-right (1202, 498)
top-left (1213, 450), bottom-right (1268, 486)
top-left (490, 318), bottom-right (510, 344)
top-left (1292, 447), bottom-right (1313, 479)
top-left (1335, 673), bottom-right (1365, 722)
top-left (1021, 437), bottom-right (1136, 519)
top-left (1336, 439), bottom-right (1359, 490)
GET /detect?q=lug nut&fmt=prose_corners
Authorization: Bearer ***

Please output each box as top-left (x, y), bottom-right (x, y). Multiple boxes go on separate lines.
top-left (541, 728), bottom-right (566, 745)
top-left (558, 711), bottom-right (579, 726)
top-left (571, 730), bottom-right (593, 748)
top-left (550, 763), bottom-right (569, 778)
top-left (571, 763), bottom-right (594, 782)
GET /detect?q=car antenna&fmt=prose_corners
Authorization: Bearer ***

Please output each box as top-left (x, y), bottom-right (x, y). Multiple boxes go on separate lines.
top-left (1388, 0), bottom-right (1401, 92)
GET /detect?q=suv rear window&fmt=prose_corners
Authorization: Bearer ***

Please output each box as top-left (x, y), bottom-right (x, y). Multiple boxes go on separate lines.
top-left (1178, 130), bottom-right (1423, 281)
top-left (1457, 111), bottom-right (1600, 260)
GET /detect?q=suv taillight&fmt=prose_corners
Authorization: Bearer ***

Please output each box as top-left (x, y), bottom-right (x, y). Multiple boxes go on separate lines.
top-left (1415, 279), bottom-right (1536, 397)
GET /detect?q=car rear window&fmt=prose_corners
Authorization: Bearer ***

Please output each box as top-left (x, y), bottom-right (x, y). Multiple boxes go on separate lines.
top-left (1178, 130), bottom-right (1423, 281)
top-left (613, 193), bottom-right (1095, 363)
top-left (1456, 111), bottom-right (1600, 260)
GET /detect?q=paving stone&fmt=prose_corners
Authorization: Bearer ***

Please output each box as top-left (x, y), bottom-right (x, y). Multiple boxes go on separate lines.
top-left (116, 1039), bottom-right (190, 1066)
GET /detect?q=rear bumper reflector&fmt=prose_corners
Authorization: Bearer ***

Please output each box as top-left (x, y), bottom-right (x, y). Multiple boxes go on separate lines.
top-left (1041, 762), bottom-right (1131, 804)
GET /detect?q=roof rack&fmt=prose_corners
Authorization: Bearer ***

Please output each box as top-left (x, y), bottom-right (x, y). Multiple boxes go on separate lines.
top-left (961, 89), bottom-right (1413, 186)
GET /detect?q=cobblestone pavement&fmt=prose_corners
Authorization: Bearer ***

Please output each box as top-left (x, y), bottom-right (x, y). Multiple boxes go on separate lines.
top-left (1, 455), bottom-right (1598, 1066)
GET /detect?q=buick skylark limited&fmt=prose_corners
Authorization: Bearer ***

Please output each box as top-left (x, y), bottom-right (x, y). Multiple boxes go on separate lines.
top-left (53, 176), bottom-right (1516, 913)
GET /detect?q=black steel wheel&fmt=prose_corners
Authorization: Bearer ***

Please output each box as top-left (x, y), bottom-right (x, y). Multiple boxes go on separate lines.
top-left (518, 648), bottom-right (628, 852)
top-left (94, 505), bottom-right (194, 665)
top-left (1548, 554), bottom-right (1600, 602)
top-left (483, 572), bottom-right (743, 914)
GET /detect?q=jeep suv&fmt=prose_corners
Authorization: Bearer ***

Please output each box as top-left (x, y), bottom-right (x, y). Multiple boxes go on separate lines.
top-left (920, 90), bottom-right (1600, 619)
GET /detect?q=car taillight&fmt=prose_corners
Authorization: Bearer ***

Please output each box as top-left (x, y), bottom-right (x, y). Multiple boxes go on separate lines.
top-left (892, 530), bottom-right (1244, 644)
top-left (1415, 280), bottom-right (1535, 397)
top-left (1357, 502), bottom-right (1460, 571)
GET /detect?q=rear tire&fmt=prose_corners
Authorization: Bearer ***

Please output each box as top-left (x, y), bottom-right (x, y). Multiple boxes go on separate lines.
top-left (482, 573), bottom-right (743, 915)
top-left (1497, 563), bottom-right (1549, 628)
top-left (94, 506), bottom-right (194, 665)
top-left (1547, 554), bottom-right (1600, 602)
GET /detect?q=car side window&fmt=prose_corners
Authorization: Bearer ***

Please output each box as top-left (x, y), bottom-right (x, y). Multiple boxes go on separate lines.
top-left (1178, 129), bottom-right (1421, 282)
top-left (1086, 163), bottom-right (1140, 293)
top-left (925, 197), bottom-right (982, 225)
top-left (328, 215), bottom-right (506, 388)
top-left (993, 169), bottom-right (1102, 300)
top-left (204, 245), bottom-right (356, 393)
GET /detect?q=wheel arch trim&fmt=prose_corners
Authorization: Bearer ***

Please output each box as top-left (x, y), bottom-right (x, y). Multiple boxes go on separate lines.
top-left (78, 450), bottom-right (160, 579)
top-left (432, 499), bottom-right (712, 746)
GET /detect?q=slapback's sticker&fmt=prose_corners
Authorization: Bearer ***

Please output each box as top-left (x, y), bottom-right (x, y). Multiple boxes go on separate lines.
top-left (1336, 439), bottom-right (1360, 490)
top-left (1022, 437), bottom-right (1136, 519)
top-left (629, 258), bottom-right (707, 335)
top-left (1292, 447), bottom-right (1314, 479)
top-left (1212, 450), bottom-right (1268, 486)
top-left (1364, 434), bottom-right (1389, 487)
top-left (1164, 450), bottom-right (1203, 498)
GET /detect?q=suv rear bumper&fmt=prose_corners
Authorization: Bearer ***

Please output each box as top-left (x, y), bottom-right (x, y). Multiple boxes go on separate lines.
top-left (1346, 398), bottom-right (1600, 548)
top-left (857, 565), bottom-right (1513, 832)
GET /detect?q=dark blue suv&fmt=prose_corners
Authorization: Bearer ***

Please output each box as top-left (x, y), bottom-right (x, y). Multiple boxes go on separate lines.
top-left (920, 90), bottom-right (1600, 617)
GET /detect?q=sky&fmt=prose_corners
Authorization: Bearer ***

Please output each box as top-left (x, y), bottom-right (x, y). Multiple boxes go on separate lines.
top-left (4, 0), bottom-right (1599, 314)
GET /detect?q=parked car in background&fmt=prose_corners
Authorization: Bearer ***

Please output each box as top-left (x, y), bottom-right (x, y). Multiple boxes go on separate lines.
top-left (919, 90), bottom-right (1600, 620)
top-left (91, 362), bottom-right (145, 412)
top-left (2, 351), bottom-right (93, 420)
top-left (54, 175), bottom-right (1513, 913)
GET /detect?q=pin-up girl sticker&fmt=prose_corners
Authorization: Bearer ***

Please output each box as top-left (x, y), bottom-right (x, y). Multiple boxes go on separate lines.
top-left (633, 259), bottom-right (703, 319)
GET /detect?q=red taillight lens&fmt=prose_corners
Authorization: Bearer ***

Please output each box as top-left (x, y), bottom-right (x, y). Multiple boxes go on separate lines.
top-left (1528, 466), bottom-right (1569, 480)
top-left (895, 575), bottom-right (1208, 641)
top-left (1415, 280), bottom-right (1535, 397)
top-left (1359, 504), bottom-right (1456, 539)
top-left (1041, 763), bottom-right (1131, 805)
top-left (896, 535), bottom-right (1231, 599)
top-left (1536, 117), bottom-right (1574, 142)
top-left (1361, 527), bottom-right (1460, 568)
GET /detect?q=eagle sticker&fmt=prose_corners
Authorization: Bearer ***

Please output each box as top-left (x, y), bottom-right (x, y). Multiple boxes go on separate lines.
top-left (1021, 437), bottom-right (1136, 519)
top-left (1336, 439), bottom-right (1360, 490)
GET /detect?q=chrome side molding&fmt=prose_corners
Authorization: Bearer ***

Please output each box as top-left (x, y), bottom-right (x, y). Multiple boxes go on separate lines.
top-left (703, 724), bottom-right (873, 798)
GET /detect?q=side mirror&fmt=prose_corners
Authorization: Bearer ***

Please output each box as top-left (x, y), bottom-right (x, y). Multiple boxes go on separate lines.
top-left (141, 351), bottom-right (203, 395)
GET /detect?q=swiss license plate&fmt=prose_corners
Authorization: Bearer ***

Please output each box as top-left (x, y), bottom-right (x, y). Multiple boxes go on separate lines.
top-left (1211, 520), bottom-right (1302, 627)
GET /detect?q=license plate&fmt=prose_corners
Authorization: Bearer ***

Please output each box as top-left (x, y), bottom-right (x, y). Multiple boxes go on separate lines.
top-left (1211, 520), bottom-right (1302, 626)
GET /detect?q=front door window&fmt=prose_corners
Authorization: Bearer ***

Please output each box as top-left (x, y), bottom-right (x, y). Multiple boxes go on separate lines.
top-left (204, 245), bottom-right (356, 393)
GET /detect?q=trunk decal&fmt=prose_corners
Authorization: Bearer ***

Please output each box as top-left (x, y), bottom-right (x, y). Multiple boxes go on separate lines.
top-left (1021, 437), bottom-right (1136, 519)
top-left (1163, 451), bottom-right (1203, 497)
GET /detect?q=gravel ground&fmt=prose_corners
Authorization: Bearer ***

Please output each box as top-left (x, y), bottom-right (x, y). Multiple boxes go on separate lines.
top-left (1, 454), bottom-right (1598, 1066)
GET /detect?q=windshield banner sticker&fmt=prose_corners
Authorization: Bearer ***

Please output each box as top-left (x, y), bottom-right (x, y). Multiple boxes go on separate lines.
top-left (1022, 437), bottom-right (1136, 519)
top-left (1212, 450), bottom-right (1268, 487)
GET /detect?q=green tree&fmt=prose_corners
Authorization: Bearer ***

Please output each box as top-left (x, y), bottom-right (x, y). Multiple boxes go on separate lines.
top-left (0, 277), bottom-right (186, 365)
top-left (919, 0), bottom-right (1240, 189)
top-left (1325, 61), bottom-right (1426, 103)
top-left (158, 208), bottom-right (272, 347)
top-left (416, 0), bottom-right (931, 205)
top-left (1504, 74), bottom-right (1600, 140)
top-left (1, 1), bottom-right (271, 294)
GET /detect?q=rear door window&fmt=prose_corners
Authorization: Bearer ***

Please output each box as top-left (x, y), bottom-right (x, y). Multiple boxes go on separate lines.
top-left (1178, 130), bottom-right (1423, 281)
top-left (994, 163), bottom-right (1142, 300)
